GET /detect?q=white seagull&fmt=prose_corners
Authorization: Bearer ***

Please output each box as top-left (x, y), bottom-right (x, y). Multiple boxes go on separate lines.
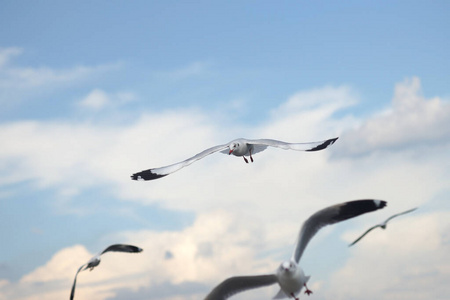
top-left (348, 207), bottom-right (418, 247)
top-left (131, 137), bottom-right (338, 181)
top-left (70, 244), bottom-right (143, 300)
top-left (204, 199), bottom-right (387, 300)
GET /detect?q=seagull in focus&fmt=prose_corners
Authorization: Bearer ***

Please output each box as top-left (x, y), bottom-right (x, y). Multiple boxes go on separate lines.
top-left (131, 137), bottom-right (338, 181)
top-left (70, 244), bottom-right (143, 300)
top-left (349, 207), bottom-right (418, 247)
top-left (204, 199), bottom-right (387, 300)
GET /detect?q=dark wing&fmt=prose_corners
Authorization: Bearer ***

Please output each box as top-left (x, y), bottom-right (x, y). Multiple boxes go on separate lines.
top-left (384, 207), bottom-right (418, 224)
top-left (292, 199), bottom-right (387, 263)
top-left (101, 244), bottom-right (143, 255)
top-left (348, 225), bottom-right (382, 247)
top-left (70, 264), bottom-right (85, 300)
top-left (247, 137), bottom-right (338, 152)
top-left (305, 137), bottom-right (339, 151)
top-left (131, 144), bottom-right (228, 181)
top-left (204, 275), bottom-right (277, 300)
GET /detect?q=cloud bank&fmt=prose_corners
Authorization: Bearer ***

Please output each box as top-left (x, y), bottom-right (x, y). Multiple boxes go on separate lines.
top-left (1, 77), bottom-right (449, 299)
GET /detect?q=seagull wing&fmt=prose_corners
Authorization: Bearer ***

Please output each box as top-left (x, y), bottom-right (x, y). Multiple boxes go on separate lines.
top-left (292, 199), bottom-right (387, 263)
top-left (348, 225), bottom-right (381, 247)
top-left (101, 244), bottom-right (143, 255)
top-left (384, 207), bottom-right (418, 224)
top-left (204, 275), bottom-right (277, 300)
top-left (70, 245), bottom-right (142, 299)
top-left (247, 137), bottom-right (338, 153)
top-left (131, 143), bottom-right (228, 180)
top-left (70, 264), bottom-right (86, 300)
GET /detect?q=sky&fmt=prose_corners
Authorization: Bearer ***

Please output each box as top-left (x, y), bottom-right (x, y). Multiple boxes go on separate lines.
top-left (0, 1), bottom-right (449, 299)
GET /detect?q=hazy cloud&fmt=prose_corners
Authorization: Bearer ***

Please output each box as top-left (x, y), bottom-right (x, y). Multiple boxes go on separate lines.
top-left (152, 61), bottom-right (213, 80)
top-left (0, 47), bottom-right (23, 67)
top-left (76, 89), bottom-right (137, 110)
top-left (0, 48), bottom-right (122, 90)
top-left (77, 89), bottom-right (110, 110)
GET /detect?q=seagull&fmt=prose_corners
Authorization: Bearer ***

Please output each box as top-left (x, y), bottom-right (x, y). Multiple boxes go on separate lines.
top-left (204, 199), bottom-right (387, 300)
top-left (131, 137), bottom-right (338, 181)
top-left (348, 207), bottom-right (417, 247)
top-left (70, 244), bottom-right (143, 300)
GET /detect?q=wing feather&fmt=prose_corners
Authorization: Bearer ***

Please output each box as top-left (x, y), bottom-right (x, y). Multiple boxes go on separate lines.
top-left (292, 199), bottom-right (387, 263)
top-left (384, 207), bottom-right (418, 224)
top-left (246, 137), bottom-right (338, 152)
top-left (348, 225), bottom-right (381, 247)
top-left (204, 275), bottom-right (277, 300)
top-left (101, 244), bottom-right (143, 254)
top-left (70, 265), bottom-right (85, 300)
top-left (131, 144), bottom-right (228, 180)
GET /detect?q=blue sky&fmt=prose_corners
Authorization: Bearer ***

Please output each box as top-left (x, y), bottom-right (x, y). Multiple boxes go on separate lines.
top-left (1, 1), bottom-right (449, 300)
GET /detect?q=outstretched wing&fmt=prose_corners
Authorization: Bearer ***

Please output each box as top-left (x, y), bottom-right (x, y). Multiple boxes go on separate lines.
top-left (131, 143), bottom-right (228, 181)
top-left (204, 275), bottom-right (277, 300)
top-left (292, 199), bottom-right (387, 263)
top-left (384, 207), bottom-right (418, 224)
top-left (247, 137), bottom-right (338, 153)
top-left (348, 225), bottom-right (381, 247)
top-left (101, 244), bottom-right (143, 254)
top-left (70, 264), bottom-right (85, 300)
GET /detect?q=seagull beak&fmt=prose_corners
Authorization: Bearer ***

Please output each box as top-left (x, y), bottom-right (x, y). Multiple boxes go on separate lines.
top-left (228, 149), bottom-right (233, 155)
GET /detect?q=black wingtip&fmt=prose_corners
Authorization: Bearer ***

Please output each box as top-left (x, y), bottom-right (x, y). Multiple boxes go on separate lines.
top-left (131, 170), bottom-right (167, 181)
top-left (335, 199), bottom-right (387, 222)
top-left (102, 244), bottom-right (144, 254)
top-left (306, 137), bottom-right (339, 152)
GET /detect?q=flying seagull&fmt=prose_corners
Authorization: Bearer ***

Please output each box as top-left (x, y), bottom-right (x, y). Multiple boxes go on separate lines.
top-left (70, 244), bottom-right (143, 300)
top-left (131, 137), bottom-right (338, 181)
top-left (204, 199), bottom-right (387, 300)
top-left (348, 207), bottom-right (417, 247)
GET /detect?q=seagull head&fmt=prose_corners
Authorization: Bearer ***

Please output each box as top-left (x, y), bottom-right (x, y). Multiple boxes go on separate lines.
top-left (278, 260), bottom-right (298, 276)
top-left (228, 142), bottom-right (240, 155)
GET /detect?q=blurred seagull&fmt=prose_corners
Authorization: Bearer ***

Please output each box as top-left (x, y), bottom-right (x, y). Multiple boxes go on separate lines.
top-left (204, 199), bottom-right (387, 300)
top-left (70, 244), bottom-right (143, 300)
top-left (349, 207), bottom-right (418, 247)
top-left (131, 137), bottom-right (338, 181)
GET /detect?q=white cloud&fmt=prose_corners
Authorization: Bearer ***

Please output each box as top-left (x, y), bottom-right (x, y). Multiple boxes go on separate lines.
top-left (272, 85), bottom-right (358, 118)
top-left (21, 245), bottom-right (90, 283)
top-left (0, 211), bottom-right (278, 300)
top-left (336, 77), bottom-right (450, 157)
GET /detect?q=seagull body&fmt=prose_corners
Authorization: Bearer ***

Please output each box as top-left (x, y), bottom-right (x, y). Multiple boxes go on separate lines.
top-left (349, 207), bottom-right (418, 247)
top-left (274, 261), bottom-right (312, 299)
top-left (131, 137), bottom-right (338, 181)
top-left (70, 244), bottom-right (143, 300)
top-left (204, 199), bottom-right (387, 300)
